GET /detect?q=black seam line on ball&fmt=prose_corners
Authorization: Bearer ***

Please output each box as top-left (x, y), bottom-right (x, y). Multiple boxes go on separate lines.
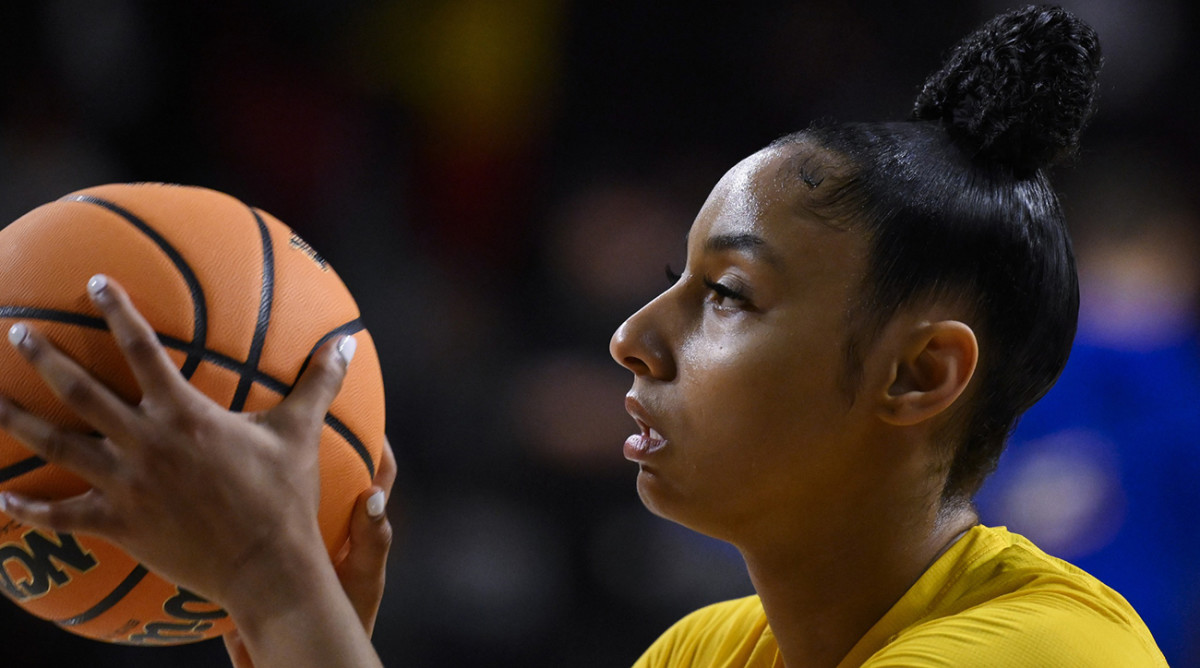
top-left (60, 195), bottom-right (208, 379)
top-left (0, 307), bottom-right (361, 405)
top-left (55, 564), bottom-right (149, 626)
top-left (229, 208), bottom-right (275, 413)
top-left (325, 413), bottom-right (374, 479)
top-left (291, 318), bottom-right (367, 385)
top-left (0, 309), bottom-right (373, 481)
top-left (0, 305), bottom-right (277, 389)
top-left (0, 306), bottom-right (106, 330)
top-left (0, 455), bottom-right (46, 484)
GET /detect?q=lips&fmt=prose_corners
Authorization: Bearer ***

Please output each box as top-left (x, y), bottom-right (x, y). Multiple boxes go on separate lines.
top-left (623, 396), bottom-right (668, 461)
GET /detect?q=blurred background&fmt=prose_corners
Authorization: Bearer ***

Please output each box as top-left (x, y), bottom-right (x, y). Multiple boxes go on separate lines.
top-left (0, 0), bottom-right (1197, 665)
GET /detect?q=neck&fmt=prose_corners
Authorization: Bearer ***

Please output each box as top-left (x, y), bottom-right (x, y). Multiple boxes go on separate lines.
top-left (739, 503), bottom-right (978, 668)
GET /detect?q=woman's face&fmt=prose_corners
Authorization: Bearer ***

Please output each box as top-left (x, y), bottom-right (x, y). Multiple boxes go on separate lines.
top-left (610, 146), bottom-right (885, 545)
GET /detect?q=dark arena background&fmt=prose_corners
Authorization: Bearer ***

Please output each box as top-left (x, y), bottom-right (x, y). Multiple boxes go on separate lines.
top-left (1, 1), bottom-right (1198, 666)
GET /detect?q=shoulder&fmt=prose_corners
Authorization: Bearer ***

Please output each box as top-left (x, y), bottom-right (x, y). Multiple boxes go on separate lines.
top-left (861, 595), bottom-right (1168, 667)
top-left (859, 526), bottom-right (1167, 667)
top-left (634, 596), bottom-right (775, 668)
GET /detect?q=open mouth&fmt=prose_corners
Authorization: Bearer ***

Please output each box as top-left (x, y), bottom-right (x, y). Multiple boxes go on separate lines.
top-left (623, 395), bottom-right (668, 461)
top-left (637, 418), bottom-right (664, 442)
top-left (625, 418), bottom-right (668, 461)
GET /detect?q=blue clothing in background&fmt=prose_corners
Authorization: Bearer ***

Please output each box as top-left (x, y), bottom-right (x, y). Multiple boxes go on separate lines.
top-left (977, 334), bottom-right (1200, 666)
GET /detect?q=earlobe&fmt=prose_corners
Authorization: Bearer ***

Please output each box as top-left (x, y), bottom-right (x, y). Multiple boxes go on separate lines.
top-left (879, 321), bottom-right (978, 427)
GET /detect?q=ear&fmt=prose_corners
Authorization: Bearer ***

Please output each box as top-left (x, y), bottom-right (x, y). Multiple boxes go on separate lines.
top-left (878, 320), bottom-right (978, 427)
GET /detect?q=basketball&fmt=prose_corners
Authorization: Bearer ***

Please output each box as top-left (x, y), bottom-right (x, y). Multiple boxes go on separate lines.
top-left (0, 183), bottom-right (386, 645)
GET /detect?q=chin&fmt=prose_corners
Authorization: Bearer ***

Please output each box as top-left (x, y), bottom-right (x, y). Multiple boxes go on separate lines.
top-left (635, 466), bottom-right (682, 520)
top-left (634, 467), bottom-right (664, 511)
top-left (635, 469), bottom-right (737, 543)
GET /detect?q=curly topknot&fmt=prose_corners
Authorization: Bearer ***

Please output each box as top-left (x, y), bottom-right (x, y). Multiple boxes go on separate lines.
top-left (913, 5), bottom-right (1102, 173)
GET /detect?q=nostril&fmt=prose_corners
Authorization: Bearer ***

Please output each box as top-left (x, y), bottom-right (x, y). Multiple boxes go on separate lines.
top-left (623, 356), bottom-right (651, 376)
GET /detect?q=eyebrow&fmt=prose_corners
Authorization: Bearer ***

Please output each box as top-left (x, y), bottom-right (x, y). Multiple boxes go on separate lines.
top-left (699, 232), bottom-right (783, 268)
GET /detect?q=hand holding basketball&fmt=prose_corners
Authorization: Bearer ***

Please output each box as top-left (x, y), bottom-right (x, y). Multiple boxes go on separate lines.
top-left (0, 275), bottom-right (347, 607)
top-left (224, 437), bottom-right (397, 668)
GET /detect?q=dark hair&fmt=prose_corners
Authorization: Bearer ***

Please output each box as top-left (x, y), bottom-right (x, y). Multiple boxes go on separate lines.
top-left (773, 5), bottom-right (1102, 501)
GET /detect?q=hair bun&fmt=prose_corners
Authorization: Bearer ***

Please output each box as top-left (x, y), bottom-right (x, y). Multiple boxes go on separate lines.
top-left (912, 5), bottom-right (1102, 173)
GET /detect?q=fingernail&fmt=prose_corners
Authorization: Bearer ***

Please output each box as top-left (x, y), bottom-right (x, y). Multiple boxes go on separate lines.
top-left (366, 489), bottom-right (386, 519)
top-left (337, 336), bottom-right (357, 366)
top-left (8, 323), bottom-right (28, 348)
top-left (87, 274), bottom-right (109, 301)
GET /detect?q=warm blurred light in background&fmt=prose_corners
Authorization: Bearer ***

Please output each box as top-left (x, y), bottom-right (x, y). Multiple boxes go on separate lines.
top-left (1, 1), bottom-right (1197, 666)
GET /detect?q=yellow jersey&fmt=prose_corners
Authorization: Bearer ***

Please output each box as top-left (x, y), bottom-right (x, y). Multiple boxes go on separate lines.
top-left (634, 525), bottom-right (1166, 667)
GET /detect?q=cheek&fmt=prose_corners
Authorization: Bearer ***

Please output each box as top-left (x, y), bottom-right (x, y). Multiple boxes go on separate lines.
top-left (682, 334), bottom-right (846, 445)
top-left (678, 342), bottom-right (789, 440)
top-left (678, 333), bottom-right (769, 415)
top-left (679, 318), bottom-right (770, 378)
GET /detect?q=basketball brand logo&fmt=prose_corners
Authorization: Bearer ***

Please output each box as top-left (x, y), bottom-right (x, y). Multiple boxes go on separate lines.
top-left (124, 587), bottom-right (229, 645)
top-left (288, 233), bottom-right (329, 271)
top-left (0, 529), bottom-right (97, 601)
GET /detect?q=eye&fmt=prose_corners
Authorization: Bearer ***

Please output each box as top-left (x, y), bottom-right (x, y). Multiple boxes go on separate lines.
top-left (703, 276), bottom-right (750, 309)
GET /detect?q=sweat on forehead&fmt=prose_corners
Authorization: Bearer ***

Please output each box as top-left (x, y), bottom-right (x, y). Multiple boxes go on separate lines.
top-left (699, 143), bottom-right (864, 247)
top-left (764, 139), bottom-right (863, 230)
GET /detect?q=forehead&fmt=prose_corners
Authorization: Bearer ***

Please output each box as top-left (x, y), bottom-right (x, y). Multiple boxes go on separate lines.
top-left (704, 147), bottom-right (786, 226)
top-left (690, 145), bottom-right (864, 273)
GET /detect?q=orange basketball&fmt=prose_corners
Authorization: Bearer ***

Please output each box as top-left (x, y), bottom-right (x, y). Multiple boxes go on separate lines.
top-left (0, 183), bottom-right (386, 645)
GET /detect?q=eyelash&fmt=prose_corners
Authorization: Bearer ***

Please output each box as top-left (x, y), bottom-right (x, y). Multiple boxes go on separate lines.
top-left (665, 264), bottom-right (681, 284)
top-left (665, 264), bottom-right (750, 306)
top-left (703, 277), bottom-right (748, 305)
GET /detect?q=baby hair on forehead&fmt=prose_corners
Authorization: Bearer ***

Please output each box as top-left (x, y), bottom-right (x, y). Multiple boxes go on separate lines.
top-left (769, 140), bottom-right (863, 229)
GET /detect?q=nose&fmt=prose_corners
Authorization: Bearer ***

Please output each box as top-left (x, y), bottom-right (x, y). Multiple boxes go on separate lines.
top-left (610, 295), bottom-right (677, 381)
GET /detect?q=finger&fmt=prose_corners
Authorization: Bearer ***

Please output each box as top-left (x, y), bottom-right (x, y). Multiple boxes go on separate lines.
top-left (223, 629), bottom-right (255, 668)
top-left (0, 397), bottom-right (118, 483)
top-left (86, 275), bottom-right (187, 398)
top-left (376, 437), bottom-right (397, 497)
top-left (334, 485), bottom-right (392, 635)
top-left (269, 335), bottom-right (355, 439)
top-left (0, 488), bottom-right (113, 535)
top-left (8, 322), bottom-right (137, 442)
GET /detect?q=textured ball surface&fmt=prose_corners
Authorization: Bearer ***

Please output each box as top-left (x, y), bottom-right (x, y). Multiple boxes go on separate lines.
top-left (0, 183), bottom-right (385, 645)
